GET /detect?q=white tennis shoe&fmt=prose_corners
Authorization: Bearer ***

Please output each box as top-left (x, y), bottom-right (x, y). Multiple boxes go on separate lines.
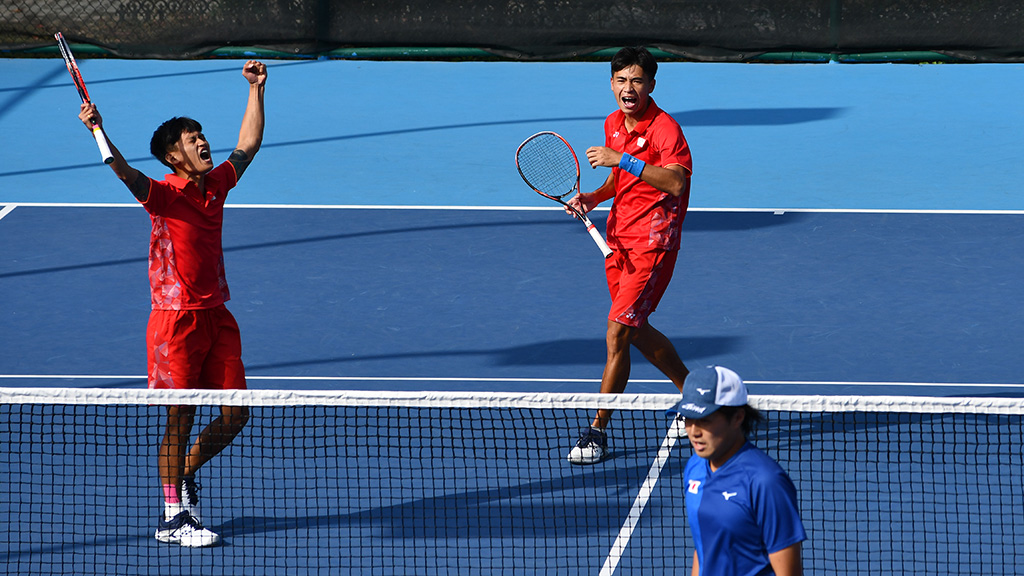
top-left (155, 511), bottom-right (220, 548)
top-left (567, 427), bottom-right (608, 465)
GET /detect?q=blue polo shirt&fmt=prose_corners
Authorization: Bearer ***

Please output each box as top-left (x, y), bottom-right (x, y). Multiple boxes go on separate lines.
top-left (684, 442), bottom-right (806, 576)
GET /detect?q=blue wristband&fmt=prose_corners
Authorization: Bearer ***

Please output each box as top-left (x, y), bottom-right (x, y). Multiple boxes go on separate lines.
top-left (619, 153), bottom-right (645, 177)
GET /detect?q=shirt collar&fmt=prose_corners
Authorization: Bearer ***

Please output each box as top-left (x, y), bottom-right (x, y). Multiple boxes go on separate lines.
top-left (164, 168), bottom-right (220, 204)
top-left (163, 172), bottom-right (192, 192)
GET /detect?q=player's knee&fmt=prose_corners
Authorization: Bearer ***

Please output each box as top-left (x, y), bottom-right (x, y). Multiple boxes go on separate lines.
top-left (165, 405), bottom-right (197, 429)
top-left (605, 321), bottom-right (636, 351)
top-left (223, 405), bottom-right (250, 431)
top-left (234, 406), bottom-right (250, 429)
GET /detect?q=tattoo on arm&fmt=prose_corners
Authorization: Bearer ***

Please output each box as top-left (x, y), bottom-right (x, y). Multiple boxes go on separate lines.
top-left (228, 149), bottom-right (253, 179)
top-left (128, 171), bottom-right (150, 203)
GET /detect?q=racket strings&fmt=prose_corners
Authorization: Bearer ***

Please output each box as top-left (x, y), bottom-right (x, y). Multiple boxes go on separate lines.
top-left (516, 135), bottom-right (579, 198)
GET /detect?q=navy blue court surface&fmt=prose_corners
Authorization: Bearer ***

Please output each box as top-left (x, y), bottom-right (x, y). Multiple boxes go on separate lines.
top-left (2, 57), bottom-right (1024, 575)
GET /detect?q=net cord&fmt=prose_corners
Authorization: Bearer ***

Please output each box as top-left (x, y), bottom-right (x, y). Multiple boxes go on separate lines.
top-left (1, 387), bottom-right (1023, 414)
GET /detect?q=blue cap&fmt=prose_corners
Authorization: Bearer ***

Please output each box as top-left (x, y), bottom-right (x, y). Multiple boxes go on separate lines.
top-left (672, 366), bottom-right (748, 419)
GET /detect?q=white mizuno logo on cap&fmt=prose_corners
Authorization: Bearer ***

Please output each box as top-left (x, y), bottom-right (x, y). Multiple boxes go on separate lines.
top-left (696, 388), bottom-right (711, 395)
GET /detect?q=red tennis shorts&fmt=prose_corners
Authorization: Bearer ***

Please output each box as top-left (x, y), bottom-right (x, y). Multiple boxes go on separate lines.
top-left (147, 305), bottom-right (247, 390)
top-left (606, 248), bottom-right (678, 328)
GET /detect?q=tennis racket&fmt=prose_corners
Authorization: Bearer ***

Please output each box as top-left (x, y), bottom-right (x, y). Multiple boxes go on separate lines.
top-left (55, 32), bottom-right (114, 164)
top-left (516, 131), bottom-right (613, 258)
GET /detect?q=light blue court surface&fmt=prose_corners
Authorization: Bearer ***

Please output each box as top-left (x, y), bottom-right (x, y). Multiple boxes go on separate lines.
top-left (3, 58), bottom-right (1024, 210)
top-left (2, 57), bottom-right (1024, 397)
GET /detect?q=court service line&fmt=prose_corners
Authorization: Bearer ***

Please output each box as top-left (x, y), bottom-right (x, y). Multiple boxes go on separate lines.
top-left (599, 418), bottom-right (686, 576)
top-left (0, 374), bottom-right (603, 383)
top-left (4, 202), bottom-right (1024, 215)
top-left (0, 204), bottom-right (16, 221)
top-left (745, 379), bottom-right (1024, 389)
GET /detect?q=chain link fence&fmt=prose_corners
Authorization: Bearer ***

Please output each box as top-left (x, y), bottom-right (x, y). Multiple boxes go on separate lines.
top-left (4, 0), bottom-right (1024, 60)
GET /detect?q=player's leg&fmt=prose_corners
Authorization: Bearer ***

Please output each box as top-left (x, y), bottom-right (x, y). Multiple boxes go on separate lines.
top-left (180, 404), bottom-right (248, 521)
top-left (568, 320), bottom-right (634, 464)
top-left (154, 405), bottom-right (220, 547)
top-left (158, 404), bottom-right (196, 516)
top-left (183, 404), bottom-right (249, 476)
top-left (593, 319), bottom-right (636, 427)
top-left (148, 309), bottom-right (222, 546)
top-left (632, 322), bottom-right (690, 438)
top-left (568, 249), bottom-right (683, 464)
top-left (568, 252), bottom-right (633, 465)
top-left (590, 321), bottom-right (687, 430)
top-left (179, 306), bottom-right (249, 522)
top-left (631, 322), bottom-right (689, 392)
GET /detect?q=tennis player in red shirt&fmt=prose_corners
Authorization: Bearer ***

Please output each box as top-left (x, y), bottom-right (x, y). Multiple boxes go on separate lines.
top-left (566, 47), bottom-right (692, 464)
top-left (77, 61), bottom-right (267, 546)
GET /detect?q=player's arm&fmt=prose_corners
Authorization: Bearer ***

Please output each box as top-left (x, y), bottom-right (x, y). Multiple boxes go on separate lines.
top-left (691, 551), bottom-right (699, 576)
top-left (768, 542), bottom-right (803, 576)
top-left (228, 60), bottom-right (267, 180)
top-left (78, 103), bottom-right (150, 202)
top-left (585, 146), bottom-right (689, 197)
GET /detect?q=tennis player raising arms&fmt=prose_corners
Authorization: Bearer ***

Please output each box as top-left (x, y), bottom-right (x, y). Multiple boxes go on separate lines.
top-left (676, 366), bottom-right (805, 576)
top-left (76, 61), bottom-right (267, 547)
top-left (566, 47), bottom-right (692, 464)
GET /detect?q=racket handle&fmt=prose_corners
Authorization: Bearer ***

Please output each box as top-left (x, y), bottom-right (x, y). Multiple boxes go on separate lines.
top-left (90, 123), bottom-right (114, 164)
top-left (582, 216), bottom-right (614, 258)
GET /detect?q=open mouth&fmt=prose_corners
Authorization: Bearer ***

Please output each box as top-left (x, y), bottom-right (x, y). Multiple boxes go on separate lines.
top-left (621, 95), bottom-right (639, 109)
top-left (199, 148), bottom-right (211, 162)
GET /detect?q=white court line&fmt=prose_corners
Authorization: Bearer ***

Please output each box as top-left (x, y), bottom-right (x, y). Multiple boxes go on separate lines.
top-left (0, 374), bottom-right (599, 384)
top-left (745, 379), bottom-right (1024, 389)
top-left (599, 418), bottom-right (686, 576)
top-left (0, 204), bottom-right (16, 221)
top-left (4, 202), bottom-right (1024, 215)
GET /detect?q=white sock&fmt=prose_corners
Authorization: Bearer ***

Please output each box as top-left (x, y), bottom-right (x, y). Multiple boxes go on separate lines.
top-left (164, 501), bottom-right (185, 521)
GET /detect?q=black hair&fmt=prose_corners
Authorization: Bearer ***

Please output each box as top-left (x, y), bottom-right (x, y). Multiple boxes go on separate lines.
top-left (716, 405), bottom-right (765, 437)
top-left (150, 116), bottom-right (203, 168)
top-left (610, 46), bottom-right (658, 80)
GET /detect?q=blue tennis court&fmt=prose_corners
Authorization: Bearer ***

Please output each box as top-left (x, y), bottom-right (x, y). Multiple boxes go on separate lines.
top-left (4, 57), bottom-right (1024, 393)
top-left (2, 57), bottom-right (1024, 574)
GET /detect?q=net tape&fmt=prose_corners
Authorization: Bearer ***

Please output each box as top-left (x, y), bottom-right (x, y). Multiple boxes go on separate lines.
top-left (4, 386), bottom-right (1024, 413)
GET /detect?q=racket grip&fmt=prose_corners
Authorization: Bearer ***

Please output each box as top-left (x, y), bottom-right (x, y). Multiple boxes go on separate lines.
top-left (584, 219), bottom-right (614, 258)
top-left (91, 124), bottom-right (114, 164)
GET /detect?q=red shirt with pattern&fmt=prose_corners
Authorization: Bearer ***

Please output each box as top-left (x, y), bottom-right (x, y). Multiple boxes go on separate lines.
top-left (139, 161), bottom-right (238, 310)
top-left (604, 98), bottom-right (692, 251)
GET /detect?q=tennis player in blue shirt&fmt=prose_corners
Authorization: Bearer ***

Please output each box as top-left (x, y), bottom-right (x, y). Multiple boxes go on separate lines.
top-left (676, 366), bottom-right (806, 576)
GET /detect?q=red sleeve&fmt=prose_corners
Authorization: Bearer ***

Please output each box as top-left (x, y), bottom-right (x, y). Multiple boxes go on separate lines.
top-left (141, 178), bottom-right (174, 214)
top-left (652, 115), bottom-right (692, 175)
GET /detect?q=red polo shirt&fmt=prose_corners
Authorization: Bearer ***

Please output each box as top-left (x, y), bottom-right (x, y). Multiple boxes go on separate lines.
top-left (604, 99), bottom-right (692, 251)
top-left (140, 161), bottom-right (238, 310)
